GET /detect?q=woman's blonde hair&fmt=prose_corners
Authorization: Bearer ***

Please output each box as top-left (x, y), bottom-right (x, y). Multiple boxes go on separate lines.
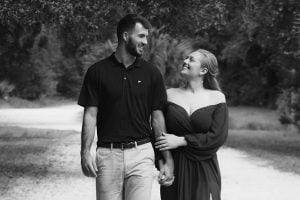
top-left (196, 49), bottom-right (221, 91)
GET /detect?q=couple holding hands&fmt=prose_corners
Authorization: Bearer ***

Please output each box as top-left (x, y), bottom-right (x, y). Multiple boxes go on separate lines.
top-left (78, 14), bottom-right (228, 200)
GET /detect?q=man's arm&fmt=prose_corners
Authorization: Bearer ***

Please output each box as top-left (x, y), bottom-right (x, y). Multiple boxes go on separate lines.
top-left (81, 106), bottom-right (98, 177)
top-left (151, 110), bottom-right (174, 185)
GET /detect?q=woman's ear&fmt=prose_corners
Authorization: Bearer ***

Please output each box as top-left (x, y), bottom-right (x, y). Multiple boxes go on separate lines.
top-left (200, 68), bottom-right (208, 75)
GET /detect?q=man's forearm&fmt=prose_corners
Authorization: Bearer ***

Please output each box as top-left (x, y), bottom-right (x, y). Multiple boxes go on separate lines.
top-left (81, 107), bottom-right (97, 155)
top-left (151, 110), bottom-right (173, 163)
top-left (80, 107), bottom-right (98, 177)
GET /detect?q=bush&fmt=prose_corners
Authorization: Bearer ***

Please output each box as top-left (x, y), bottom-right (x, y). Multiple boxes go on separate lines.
top-left (143, 30), bottom-right (193, 87)
top-left (277, 87), bottom-right (300, 129)
top-left (0, 80), bottom-right (15, 99)
top-left (78, 39), bottom-right (116, 72)
top-left (56, 59), bottom-right (84, 98)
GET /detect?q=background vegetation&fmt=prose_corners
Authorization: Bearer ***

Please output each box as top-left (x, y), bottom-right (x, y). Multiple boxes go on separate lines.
top-left (0, 0), bottom-right (299, 127)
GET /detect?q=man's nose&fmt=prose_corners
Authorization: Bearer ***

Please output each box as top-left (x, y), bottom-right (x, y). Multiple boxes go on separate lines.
top-left (142, 38), bottom-right (148, 45)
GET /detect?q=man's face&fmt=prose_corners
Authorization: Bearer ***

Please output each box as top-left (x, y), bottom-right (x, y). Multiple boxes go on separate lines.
top-left (125, 23), bottom-right (149, 56)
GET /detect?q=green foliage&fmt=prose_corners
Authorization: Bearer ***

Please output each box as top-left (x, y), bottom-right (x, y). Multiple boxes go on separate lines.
top-left (0, 0), bottom-right (228, 41)
top-left (56, 58), bottom-right (83, 98)
top-left (143, 29), bottom-right (193, 87)
top-left (0, 80), bottom-right (15, 98)
top-left (0, 0), bottom-right (299, 108)
top-left (219, 0), bottom-right (299, 107)
top-left (25, 25), bottom-right (63, 98)
top-left (78, 39), bottom-right (116, 72)
top-left (0, 23), bottom-right (63, 99)
top-left (277, 88), bottom-right (300, 128)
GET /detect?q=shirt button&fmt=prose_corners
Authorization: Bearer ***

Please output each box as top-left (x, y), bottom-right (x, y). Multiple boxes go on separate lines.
top-left (123, 77), bottom-right (127, 80)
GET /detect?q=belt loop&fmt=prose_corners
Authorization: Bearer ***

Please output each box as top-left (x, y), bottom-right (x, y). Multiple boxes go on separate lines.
top-left (110, 143), bottom-right (113, 151)
top-left (134, 141), bottom-right (138, 148)
top-left (121, 143), bottom-right (124, 151)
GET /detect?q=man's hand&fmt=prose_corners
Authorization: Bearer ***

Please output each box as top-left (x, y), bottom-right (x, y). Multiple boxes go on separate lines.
top-left (81, 151), bottom-right (98, 178)
top-left (158, 159), bottom-right (175, 187)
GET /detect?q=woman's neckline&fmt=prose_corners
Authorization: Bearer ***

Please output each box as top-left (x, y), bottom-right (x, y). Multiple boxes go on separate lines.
top-left (168, 101), bottom-right (225, 118)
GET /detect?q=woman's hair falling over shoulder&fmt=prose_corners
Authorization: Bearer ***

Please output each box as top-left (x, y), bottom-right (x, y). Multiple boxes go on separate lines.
top-left (196, 49), bottom-right (221, 91)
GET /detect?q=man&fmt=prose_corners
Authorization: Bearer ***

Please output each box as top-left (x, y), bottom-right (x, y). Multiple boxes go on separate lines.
top-left (78, 14), bottom-right (174, 200)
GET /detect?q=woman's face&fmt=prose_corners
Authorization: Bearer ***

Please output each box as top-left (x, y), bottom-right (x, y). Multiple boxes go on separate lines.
top-left (181, 51), bottom-right (207, 77)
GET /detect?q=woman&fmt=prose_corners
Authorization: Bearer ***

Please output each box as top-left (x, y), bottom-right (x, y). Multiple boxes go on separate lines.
top-left (155, 49), bottom-right (228, 200)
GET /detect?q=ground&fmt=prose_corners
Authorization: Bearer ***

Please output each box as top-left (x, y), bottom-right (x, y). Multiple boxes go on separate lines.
top-left (0, 104), bottom-right (300, 200)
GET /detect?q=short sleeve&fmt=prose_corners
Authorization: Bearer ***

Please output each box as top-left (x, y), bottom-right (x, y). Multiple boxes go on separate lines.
top-left (77, 66), bottom-right (99, 107)
top-left (151, 67), bottom-right (167, 111)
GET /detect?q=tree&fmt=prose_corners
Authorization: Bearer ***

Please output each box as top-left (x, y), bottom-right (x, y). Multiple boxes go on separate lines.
top-left (0, 0), bottom-right (298, 108)
top-left (218, 0), bottom-right (299, 107)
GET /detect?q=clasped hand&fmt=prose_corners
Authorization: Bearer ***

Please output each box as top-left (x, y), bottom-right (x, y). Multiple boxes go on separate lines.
top-left (158, 160), bottom-right (175, 187)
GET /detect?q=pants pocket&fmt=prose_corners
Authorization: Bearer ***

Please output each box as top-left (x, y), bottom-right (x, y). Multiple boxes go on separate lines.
top-left (96, 147), bottom-right (112, 171)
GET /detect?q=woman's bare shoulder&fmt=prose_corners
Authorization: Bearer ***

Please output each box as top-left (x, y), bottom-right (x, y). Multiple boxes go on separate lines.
top-left (210, 90), bottom-right (226, 103)
top-left (167, 87), bottom-right (185, 101)
top-left (167, 87), bottom-right (182, 95)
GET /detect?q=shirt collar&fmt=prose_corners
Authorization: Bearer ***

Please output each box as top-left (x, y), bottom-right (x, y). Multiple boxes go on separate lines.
top-left (110, 53), bottom-right (142, 68)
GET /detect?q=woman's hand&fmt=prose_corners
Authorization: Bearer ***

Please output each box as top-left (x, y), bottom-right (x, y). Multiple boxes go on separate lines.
top-left (155, 132), bottom-right (187, 151)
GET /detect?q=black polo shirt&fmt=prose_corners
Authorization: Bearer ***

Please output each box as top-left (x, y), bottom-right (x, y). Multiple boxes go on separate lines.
top-left (78, 53), bottom-right (167, 143)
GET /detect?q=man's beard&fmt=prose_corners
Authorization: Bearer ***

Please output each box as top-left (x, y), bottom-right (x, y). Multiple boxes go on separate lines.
top-left (126, 37), bottom-right (141, 57)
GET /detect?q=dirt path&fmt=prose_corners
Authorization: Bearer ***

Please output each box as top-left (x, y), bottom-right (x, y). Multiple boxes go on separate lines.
top-left (0, 104), bottom-right (300, 200)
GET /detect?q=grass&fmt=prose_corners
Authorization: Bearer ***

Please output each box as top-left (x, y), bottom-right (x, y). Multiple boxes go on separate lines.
top-left (226, 106), bottom-right (300, 174)
top-left (225, 129), bottom-right (300, 174)
top-left (228, 106), bottom-right (283, 130)
top-left (0, 96), bottom-right (75, 108)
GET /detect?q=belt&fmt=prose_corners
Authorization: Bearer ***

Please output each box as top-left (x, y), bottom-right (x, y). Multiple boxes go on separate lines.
top-left (98, 138), bottom-right (150, 150)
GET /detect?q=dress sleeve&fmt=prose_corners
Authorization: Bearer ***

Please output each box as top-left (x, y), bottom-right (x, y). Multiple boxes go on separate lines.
top-left (77, 65), bottom-right (100, 107)
top-left (184, 104), bottom-right (228, 153)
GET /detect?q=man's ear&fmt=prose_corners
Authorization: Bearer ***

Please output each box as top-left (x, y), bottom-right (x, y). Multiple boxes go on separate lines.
top-left (123, 32), bottom-right (129, 42)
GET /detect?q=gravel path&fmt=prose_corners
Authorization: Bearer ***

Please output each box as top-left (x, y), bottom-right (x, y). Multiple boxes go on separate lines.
top-left (0, 104), bottom-right (300, 200)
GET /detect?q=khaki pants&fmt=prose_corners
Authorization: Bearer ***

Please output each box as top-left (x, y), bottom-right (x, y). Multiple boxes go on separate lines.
top-left (96, 142), bottom-right (154, 200)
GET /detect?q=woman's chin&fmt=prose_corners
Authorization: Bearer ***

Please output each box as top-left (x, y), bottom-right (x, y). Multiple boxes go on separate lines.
top-left (180, 68), bottom-right (187, 73)
top-left (180, 70), bottom-right (189, 76)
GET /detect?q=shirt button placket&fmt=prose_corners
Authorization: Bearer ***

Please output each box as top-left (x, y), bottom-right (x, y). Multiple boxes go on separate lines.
top-left (123, 68), bottom-right (127, 80)
top-left (122, 71), bottom-right (127, 97)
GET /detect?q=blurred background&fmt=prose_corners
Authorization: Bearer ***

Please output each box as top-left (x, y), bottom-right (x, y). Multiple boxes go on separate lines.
top-left (0, 1), bottom-right (299, 200)
top-left (0, 0), bottom-right (299, 110)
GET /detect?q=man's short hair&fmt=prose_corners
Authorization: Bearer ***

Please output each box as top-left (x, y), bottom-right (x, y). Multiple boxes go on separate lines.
top-left (117, 14), bottom-right (151, 41)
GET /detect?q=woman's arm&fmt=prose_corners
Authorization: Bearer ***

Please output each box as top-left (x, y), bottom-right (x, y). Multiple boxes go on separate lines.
top-left (184, 104), bottom-right (228, 150)
top-left (155, 104), bottom-right (228, 152)
top-left (154, 132), bottom-right (187, 151)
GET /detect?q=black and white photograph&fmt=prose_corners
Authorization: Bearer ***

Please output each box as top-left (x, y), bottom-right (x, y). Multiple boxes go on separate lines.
top-left (0, 1), bottom-right (299, 200)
